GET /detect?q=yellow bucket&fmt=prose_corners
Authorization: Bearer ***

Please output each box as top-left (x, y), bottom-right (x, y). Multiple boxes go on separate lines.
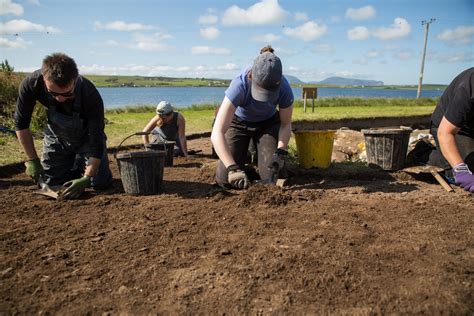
top-left (294, 130), bottom-right (336, 168)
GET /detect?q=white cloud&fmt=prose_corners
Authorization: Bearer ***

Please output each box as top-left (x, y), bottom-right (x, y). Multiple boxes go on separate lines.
top-left (251, 33), bottom-right (280, 43)
top-left (294, 12), bottom-right (308, 21)
top-left (222, 0), bottom-right (287, 26)
top-left (288, 66), bottom-right (300, 72)
top-left (0, 19), bottom-right (59, 34)
top-left (191, 46), bottom-right (231, 55)
top-left (395, 50), bottom-right (411, 60)
top-left (283, 21), bottom-right (327, 41)
top-left (312, 43), bottom-right (334, 53)
top-left (78, 63), bottom-right (239, 78)
top-left (105, 39), bottom-right (119, 46)
top-left (200, 27), bottom-right (220, 39)
top-left (346, 5), bottom-right (376, 21)
top-left (102, 33), bottom-right (173, 52)
top-left (437, 25), bottom-right (474, 45)
top-left (335, 70), bottom-right (355, 77)
top-left (217, 63), bottom-right (238, 70)
top-left (94, 21), bottom-right (156, 32)
top-left (274, 46), bottom-right (297, 57)
top-left (198, 14), bottom-right (218, 24)
top-left (366, 50), bottom-right (381, 58)
top-left (435, 52), bottom-right (473, 63)
top-left (347, 26), bottom-right (369, 40)
top-left (372, 17), bottom-right (411, 40)
top-left (0, 36), bottom-right (30, 49)
top-left (354, 57), bottom-right (369, 65)
top-left (130, 33), bottom-right (173, 52)
top-left (0, 0), bottom-right (23, 16)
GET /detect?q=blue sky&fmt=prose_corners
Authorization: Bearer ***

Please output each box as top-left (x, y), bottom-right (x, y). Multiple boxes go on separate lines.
top-left (1, 0), bottom-right (473, 84)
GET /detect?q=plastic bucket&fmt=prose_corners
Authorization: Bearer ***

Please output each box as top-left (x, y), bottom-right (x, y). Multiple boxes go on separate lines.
top-left (116, 150), bottom-right (166, 195)
top-left (361, 128), bottom-right (412, 170)
top-left (145, 141), bottom-right (175, 166)
top-left (294, 130), bottom-right (336, 168)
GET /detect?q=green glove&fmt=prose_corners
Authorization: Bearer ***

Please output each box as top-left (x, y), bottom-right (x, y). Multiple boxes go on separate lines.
top-left (24, 157), bottom-right (44, 182)
top-left (62, 176), bottom-right (91, 199)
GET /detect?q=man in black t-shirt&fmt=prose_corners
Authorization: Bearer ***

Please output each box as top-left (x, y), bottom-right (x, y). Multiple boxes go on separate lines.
top-left (14, 53), bottom-right (112, 199)
top-left (429, 67), bottom-right (474, 192)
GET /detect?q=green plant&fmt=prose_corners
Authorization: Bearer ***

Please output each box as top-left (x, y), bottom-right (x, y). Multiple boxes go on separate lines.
top-left (0, 61), bottom-right (47, 132)
top-left (0, 63), bottom-right (21, 129)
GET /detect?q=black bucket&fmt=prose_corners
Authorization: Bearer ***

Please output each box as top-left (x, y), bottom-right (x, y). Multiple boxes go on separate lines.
top-left (116, 151), bottom-right (166, 195)
top-left (145, 141), bottom-right (175, 167)
top-left (362, 128), bottom-right (412, 170)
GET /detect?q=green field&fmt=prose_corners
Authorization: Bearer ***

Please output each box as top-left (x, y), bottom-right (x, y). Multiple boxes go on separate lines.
top-left (0, 98), bottom-right (437, 166)
top-left (73, 74), bottom-right (230, 88)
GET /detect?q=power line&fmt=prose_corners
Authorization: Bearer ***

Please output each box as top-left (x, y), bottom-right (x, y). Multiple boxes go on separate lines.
top-left (417, 18), bottom-right (436, 99)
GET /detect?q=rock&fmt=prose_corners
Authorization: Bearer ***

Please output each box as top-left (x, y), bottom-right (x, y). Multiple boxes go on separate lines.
top-left (118, 285), bottom-right (128, 294)
top-left (220, 248), bottom-right (232, 255)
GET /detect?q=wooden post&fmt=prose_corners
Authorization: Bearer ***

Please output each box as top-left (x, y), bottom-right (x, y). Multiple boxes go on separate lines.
top-left (303, 91), bottom-right (307, 112)
top-left (302, 87), bottom-right (317, 113)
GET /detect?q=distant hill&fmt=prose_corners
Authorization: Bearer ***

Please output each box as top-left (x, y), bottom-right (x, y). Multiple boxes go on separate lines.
top-left (285, 75), bottom-right (384, 86)
top-left (284, 75), bottom-right (305, 85)
top-left (315, 77), bottom-right (384, 86)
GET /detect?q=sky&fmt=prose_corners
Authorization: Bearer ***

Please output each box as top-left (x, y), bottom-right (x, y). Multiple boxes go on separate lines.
top-left (0, 0), bottom-right (473, 85)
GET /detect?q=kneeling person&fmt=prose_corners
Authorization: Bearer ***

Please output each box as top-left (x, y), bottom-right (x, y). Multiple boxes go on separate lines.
top-left (15, 53), bottom-right (113, 199)
top-left (211, 46), bottom-right (294, 189)
top-left (429, 67), bottom-right (474, 192)
top-left (142, 101), bottom-right (188, 157)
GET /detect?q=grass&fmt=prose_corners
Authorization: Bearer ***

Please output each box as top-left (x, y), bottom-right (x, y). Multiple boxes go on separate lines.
top-left (82, 74), bottom-right (230, 87)
top-left (0, 97), bottom-right (437, 166)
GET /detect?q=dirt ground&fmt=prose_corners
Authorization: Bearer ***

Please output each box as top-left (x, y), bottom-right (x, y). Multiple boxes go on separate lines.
top-left (0, 134), bottom-right (473, 314)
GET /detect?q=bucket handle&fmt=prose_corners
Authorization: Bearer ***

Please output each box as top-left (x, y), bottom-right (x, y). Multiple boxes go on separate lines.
top-left (114, 132), bottom-right (150, 173)
top-left (115, 131), bottom-right (151, 156)
top-left (116, 131), bottom-right (169, 154)
top-left (143, 133), bottom-right (171, 153)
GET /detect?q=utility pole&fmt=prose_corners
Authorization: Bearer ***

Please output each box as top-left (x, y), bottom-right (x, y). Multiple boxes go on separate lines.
top-left (417, 18), bottom-right (436, 99)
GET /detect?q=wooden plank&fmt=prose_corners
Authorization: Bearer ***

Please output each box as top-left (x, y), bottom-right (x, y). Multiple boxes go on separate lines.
top-left (430, 169), bottom-right (454, 192)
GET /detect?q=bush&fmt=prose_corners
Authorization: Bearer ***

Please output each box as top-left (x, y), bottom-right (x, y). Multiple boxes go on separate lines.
top-left (0, 64), bottom-right (21, 130)
top-left (0, 60), bottom-right (47, 132)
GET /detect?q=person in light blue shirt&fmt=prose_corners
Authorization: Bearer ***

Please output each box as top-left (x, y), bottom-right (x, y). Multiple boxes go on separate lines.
top-left (211, 46), bottom-right (294, 189)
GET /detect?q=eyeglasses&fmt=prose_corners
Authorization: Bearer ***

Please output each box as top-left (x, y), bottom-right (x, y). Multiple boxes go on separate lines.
top-left (48, 89), bottom-right (75, 98)
top-left (46, 80), bottom-right (76, 98)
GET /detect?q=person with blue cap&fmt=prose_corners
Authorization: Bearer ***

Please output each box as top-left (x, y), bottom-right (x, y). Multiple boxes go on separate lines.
top-left (142, 101), bottom-right (188, 157)
top-left (211, 46), bottom-right (294, 189)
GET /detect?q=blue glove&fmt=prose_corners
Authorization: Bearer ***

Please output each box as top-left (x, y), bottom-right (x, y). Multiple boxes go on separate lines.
top-left (453, 163), bottom-right (474, 193)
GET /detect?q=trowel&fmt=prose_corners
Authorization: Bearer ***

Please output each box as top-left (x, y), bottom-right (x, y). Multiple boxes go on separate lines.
top-left (33, 175), bottom-right (61, 199)
top-left (270, 163), bottom-right (288, 188)
top-left (402, 164), bottom-right (454, 192)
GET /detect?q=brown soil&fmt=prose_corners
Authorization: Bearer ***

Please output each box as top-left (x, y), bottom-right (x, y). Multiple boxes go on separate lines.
top-left (1, 136), bottom-right (473, 314)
